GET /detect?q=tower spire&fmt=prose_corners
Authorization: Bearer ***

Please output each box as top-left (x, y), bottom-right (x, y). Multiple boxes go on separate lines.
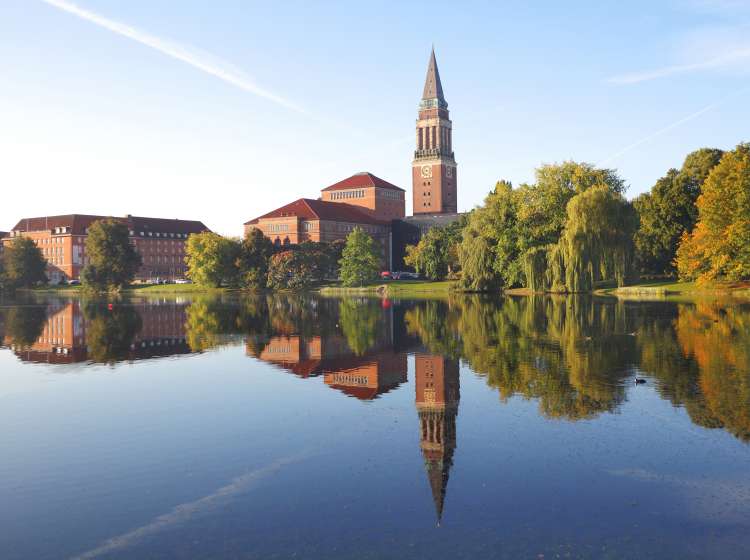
top-left (422, 47), bottom-right (445, 102)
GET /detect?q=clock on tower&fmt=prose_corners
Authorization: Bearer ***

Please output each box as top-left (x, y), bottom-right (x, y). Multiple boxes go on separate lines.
top-left (412, 48), bottom-right (457, 215)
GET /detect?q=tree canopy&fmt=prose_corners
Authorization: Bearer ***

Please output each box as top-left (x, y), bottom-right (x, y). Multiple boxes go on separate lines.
top-left (634, 148), bottom-right (723, 275)
top-left (240, 228), bottom-right (275, 290)
top-left (81, 219), bottom-right (142, 292)
top-left (185, 232), bottom-right (241, 288)
top-left (676, 143), bottom-right (750, 283)
top-left (339, 227), bottom-right (381, 287)
top-left (457, 162), bottom-right (632, 292)
top-left (2, 237), bottom-right (48, 289)
top-left (405, 217), bottom-right (464, 280)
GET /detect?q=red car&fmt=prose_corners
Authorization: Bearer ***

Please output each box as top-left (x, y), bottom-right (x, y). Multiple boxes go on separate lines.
top-left (380, 271), bottom-right (392, 280)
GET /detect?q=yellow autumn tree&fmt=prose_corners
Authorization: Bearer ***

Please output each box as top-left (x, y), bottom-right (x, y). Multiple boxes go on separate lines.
top-left (676, 143), bottom-right (750, 283)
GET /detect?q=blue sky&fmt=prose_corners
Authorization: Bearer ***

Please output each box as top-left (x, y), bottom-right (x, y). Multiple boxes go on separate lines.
top-left (1, 0), bottom-right (749, 235)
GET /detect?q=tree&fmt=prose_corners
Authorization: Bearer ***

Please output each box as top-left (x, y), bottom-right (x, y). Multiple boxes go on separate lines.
top-left (516, 162), bottom-right (625, 259)
top-left (554, 185), bottom-right (638, 291)
top-left (2, 237), bottom-right (48, 288)
top-left (405, 218), bottom-right (463, 280)
top-left (239, 228), bottom-right (275, 290)
top-left (339, 227), bottom-right (381, 287)
top-left (634, 148), bottom-right (723, 275)
top-left (185, 232), bottom-right (241, 288)
top-left (81, 219), bottom-right (142, 292)
top-left (458, 224), bottom-right (500, 292)
top-left (676, 143), bottom-right (750, 283)
top-left (267, 250), bottom-right (320, 290)
top-left (458, 181), bottom-right (520, 290)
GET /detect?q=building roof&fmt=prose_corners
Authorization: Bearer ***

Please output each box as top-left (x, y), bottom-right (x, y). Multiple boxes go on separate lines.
top-left (321, 172), bottom-right (405, 192)
top-left (10, 214), bottom-right (209, 235)
top-left (246, 198), bottom-right (388, 226)
top-left (422, 47), bottom-right (445, 102)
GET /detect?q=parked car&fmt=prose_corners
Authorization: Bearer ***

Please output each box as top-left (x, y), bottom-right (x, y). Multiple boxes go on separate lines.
top-left (175, 278), bottom-right (192, 284)
top-left (68, 279), bottom-right (80, 286)
top-left (380, 271), bottom-right (392, 280)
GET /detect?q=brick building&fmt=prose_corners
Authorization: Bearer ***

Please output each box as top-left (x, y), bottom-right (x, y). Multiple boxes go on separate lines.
top-left (244, 172), bottom-right (404, 268)
top-left (412, 48), bottom-right (458, 214)
top-left (2, 214), bottom-right (209, 284)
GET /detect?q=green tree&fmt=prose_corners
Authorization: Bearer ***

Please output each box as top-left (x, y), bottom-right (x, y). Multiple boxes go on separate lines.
top-left (2, 237), bottom-right (48, 288)
top-left (239, 228), bottom-right (275, 290)
top-left (267, 250), bottom-right (319, 290)
top-left (185, 232), bottom-right (241, 288)
top-left (516, 162), bottom-right (625, 259)
top-left (676, 143), bottom-right (750, 282)
top-left (634, 148), bottom-right (723, 275)
top-left (554, 185), bottom-right (638, 291)
top-left (458, 227), bottom-right (499, 291)
top-left (405, 219), bottom-right (463, 281)
top-left (458, 181), bottom-right (520, 290)
top-left (81, 219), bottom-right (142, 292)
top-left (339, 227), bottom-right (381, 287)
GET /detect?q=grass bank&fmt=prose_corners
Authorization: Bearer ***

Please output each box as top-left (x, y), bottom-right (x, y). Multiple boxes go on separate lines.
top-left (602, 279), bottom-right (750, 300)
top-left (319, 280), bottom-right (455, 298)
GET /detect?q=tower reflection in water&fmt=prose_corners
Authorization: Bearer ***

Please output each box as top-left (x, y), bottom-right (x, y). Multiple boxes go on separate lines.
top-left (250, 327), bottom-right (459, 522)
top-left (415, 354), bottom-right (459, 525)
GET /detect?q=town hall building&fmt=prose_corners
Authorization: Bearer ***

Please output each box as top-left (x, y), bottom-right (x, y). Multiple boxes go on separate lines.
top-left (244, 48), bottom-right (462, 270)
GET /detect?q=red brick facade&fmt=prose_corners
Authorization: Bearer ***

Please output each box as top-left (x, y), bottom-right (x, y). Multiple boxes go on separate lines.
top-left (244, 172), bottom-right (405, 268)
top-left (412, 49), bottom-right (458, 214)
top-left (2, 215), bottom-right (209, 284)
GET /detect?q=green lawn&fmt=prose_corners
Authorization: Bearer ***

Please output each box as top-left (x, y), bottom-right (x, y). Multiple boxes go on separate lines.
top-left (605, 279), bottom-right (750, 298)
top-left (126, 283), bottom-right (229, 294)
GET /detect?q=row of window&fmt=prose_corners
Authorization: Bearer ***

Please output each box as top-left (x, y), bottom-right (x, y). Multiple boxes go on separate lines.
top-left (331, 189), bottom-right (365, 200)
top-left (267, 224), bottom-right (289, 233)
top-left (130, 231), bottom-right (190, 239)
top-left (380, 189), bottom-right (402, 200)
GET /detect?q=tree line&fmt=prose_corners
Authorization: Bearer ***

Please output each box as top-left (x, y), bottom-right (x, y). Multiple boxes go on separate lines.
top-left (0, 219), bottom-right (383, 293)
top-left (404, 143), bottom-right (750, 290)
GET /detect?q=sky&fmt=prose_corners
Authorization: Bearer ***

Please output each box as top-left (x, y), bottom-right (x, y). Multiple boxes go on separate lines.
top-left (1, 0), bottom-right (749, 236)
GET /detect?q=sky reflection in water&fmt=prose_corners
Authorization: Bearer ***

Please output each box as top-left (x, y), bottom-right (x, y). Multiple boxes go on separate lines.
top-left (1, 293), bottom-right (749, 559)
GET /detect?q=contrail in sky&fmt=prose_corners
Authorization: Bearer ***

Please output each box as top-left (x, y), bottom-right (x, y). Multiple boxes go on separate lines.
top-left (608, 47), bottom-right (750, 84)
top-left (41, 0), bottom-right (304, 113)
top-left (597, 88), bottom-right (749, 167)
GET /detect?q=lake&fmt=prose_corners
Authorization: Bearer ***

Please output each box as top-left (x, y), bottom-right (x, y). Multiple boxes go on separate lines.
top-left (1, 293), bottom-right (749, 559)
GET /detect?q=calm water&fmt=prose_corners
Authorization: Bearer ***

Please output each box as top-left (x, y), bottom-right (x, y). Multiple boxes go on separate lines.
top-left (1, 293), bottom-right (749, 559)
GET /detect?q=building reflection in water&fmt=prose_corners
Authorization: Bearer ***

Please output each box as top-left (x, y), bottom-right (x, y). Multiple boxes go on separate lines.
top-left (2, 300), bottom-right (193, 364)
top-left (249, 304), bottom-right (460, 522)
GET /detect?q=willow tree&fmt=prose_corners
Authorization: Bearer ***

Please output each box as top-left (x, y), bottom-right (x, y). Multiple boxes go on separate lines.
top-left (536, 186), bottom-right (637, 292)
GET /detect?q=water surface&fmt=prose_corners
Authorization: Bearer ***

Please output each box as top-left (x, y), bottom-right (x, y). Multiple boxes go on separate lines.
top-left (1, 293), bottom-right (749, 559)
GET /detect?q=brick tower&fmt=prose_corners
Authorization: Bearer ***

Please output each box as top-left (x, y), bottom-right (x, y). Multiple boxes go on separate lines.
top-left (412, 48), bottom-right (457, 214)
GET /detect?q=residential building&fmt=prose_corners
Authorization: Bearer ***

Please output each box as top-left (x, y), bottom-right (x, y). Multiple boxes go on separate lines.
top-left (2, 214), bottom-right (209, 284)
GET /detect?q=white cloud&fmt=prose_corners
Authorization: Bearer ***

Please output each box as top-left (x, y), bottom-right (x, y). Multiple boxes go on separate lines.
top-left (41, 0), bottom-right (304, 113)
